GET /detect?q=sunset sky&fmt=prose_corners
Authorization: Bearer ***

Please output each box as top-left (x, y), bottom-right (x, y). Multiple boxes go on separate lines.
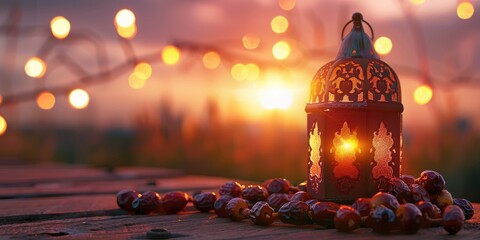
top-left (0, 0), bottom-right (479, 133)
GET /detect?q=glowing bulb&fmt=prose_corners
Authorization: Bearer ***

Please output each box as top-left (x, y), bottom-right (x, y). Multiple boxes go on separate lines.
top-left (50, 16), bottom-right (71, 39)
top-left (36, 91), bottom-right (56, 110)
top-left (242, 34), bottom-right (260, 50)
top-left (414, 85), bottom-right (433, 105)
top-left (271, 16), bottom-right (289, 34)
top-left (410, 0), bottom-right (425, 5)
top-left (115, 9), bottom-right (136, 28)
top-left (0, 115), bottom-right (6, 136)
top-left (457, 2), bottom-right (474, 20)
top-left (260, 86), bottom-right (293, 110)
top-left (374, 36), bottom-right (393, 55)
top-left (116, 24), bottom-right (137, 39)
top-left (128, 73), bottom-right (146, 89)
top-left (25, 57), bottom-right (47, 78)
top-left (202, 51), bottom-right (221, 69)
top-left (245, 63), bottom-right (260, 81)
top-left (134, 62), bottom-right (152, 80)
top-left (272, 41), bottom-right (291, 60)
top-left (231, 64), bottom-right (247, 81)
top-left (69, 89), bottom-right (89, 109)
top-left (162, 45), bottom-right (181, 65)
top-left (279, 0), bottom-right (296, 10)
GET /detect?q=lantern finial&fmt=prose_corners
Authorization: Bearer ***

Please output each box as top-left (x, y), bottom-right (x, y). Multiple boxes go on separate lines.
top-left (337, 12), bottom-right (377, 60)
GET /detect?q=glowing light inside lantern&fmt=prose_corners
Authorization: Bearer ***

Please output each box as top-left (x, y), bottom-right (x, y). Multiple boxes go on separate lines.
top-left (50, 16), bottom-right (71, 39)
top-left (242, 34), bottom-right (260, 50)
top-left (115, 9), bottom-right (136, 28)
top-left (279, 0), bottom-right (296, 11)
top-left (272, 41), bottom-right (291, 60)
top-left (36, 91), bottom-right (56, 110)
top-left (69, 89), bottom-right (89, 109)
top-left (271, 16), bottom-right (289, 34)
top-left (162, 45), bottom-right (181, 65)
top-left (25, 57), bottom-right (47, 78)
top-left (414, 85), bottom-right (433, 105)
top-left (203, 51), bottom-right (221, 69)
top-left (0, 115), bottom-right (6, 136)
top-left (374, 36), bottom-right (393, 55)
top-left (457, 2), bottom-right (475, 20)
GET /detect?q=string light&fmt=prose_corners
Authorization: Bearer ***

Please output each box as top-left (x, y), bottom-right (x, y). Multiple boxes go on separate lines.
top-left (25, 57), bottom-right (47, 78)
top-left (128, 73), bottom-right (146, 89)
top-left (272, 41), bottom-right (291, 60)
top-left (134, 62), bottom-right (152, 80)
top-left (162, 45), bottom-right (181, 65)
top-left (116, 24), bottom-right (137, 39)
top-left (69, 89), bottom-right (89, 109)
top-left (202, 51), bottom-right (221, 69)
top-left (279, 0), bottom-right (296, 11)
top-left (414, 85), bottom-right (433, 105)
top-left (242, 34), bottom-right (260, 50)
top-left (0, 115), bottom-right (6, 136)
top-left (457, 2), bottom-right (474, 20)
top-left (245, 63), bottom-right (260, 81)
top-left (50, 16), bottom-right (71, 39)
top-left (410, 0), bottom-right (425, 5)
top-left (115, 9), bottom-right (136, 28)
top-left (374, 36), bottom-right (393, 55)
top-left (271, 16), bottom-right (289, 34)
top-left (36, 91), bottom-right (56, 110)
top-left (231, 64), bottom-right (248, 81)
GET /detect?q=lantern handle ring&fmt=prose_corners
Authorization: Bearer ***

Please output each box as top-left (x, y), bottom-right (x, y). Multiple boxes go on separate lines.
top-left (341, 19), bottom-right (374, 41)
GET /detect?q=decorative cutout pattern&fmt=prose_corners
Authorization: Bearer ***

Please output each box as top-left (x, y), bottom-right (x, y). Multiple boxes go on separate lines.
top-left (309, 62), bottom-right (333, 103)
top-left (309, 122), bottom-right (322, 191)
top-left (328, 61), bottom-right (364, 102)
top-left (371, 121), bottom-right (394, 180)
top-left (367, 61), bottom-right (398, 102)
top-left (332, 122), bottom-right (359, 180)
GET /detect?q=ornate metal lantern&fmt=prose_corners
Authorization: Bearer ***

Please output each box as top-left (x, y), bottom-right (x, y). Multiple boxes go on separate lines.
top-left (306, 13), bottom-right (403, 202)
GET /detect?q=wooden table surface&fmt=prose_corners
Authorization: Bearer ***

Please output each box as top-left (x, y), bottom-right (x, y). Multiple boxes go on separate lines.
top-left (0, 164), bottom-right (478, 239)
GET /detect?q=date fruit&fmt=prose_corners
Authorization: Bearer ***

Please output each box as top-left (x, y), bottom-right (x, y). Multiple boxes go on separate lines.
top-left (395, 203), bottom-right (422, 234)
top-left (116, 189), bottom-right (140, 212)
top-left (242, 185), bottom-right (268, 204)
top-left (161, 191), bottom-right (189, 214)
top-left (442, 205), bottom-right (465, 234)
top-left (266, 178), bottom-right (291, 194)
top-left (249, 201), bottom-right (276, 226)
top-left (453, 198), bottom-right (474, 220)
top-left (334, 205), bottom-right (361, 232)
top-left (214, 195), bottom-right (234, 217)
top-left (267, 193), bottom-right (290, 212)
top-left (193, 192), bottom-right (217, 212)
top-left (415, 170), bottom-right (445, 195)
top-left (219, 181), bottom-right (244, 197)
top-left (278, 200), bottom-right (312, 225)
top-left (226, 197), bottom-right (250, 221)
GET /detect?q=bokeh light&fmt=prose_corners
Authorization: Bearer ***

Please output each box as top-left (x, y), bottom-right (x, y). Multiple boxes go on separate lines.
top-left (25, 57), bottom-right (47, 78)
top-left (115, 9), bottom-right (136, 28)
top-left (116, 24), bottom-right (137, 39)
top-left (279, 0), bottom-right (296, 11)
top-left (134, 62), bottom-right (152, 80)
top-left (410, 0), bottom-right (425, 5)
top-left (260, 86), bottom-right (293, 110)
top-left (245, 63), bottom-right (260, 81)
top-left (36, 91), bottom-right (56, 110)
top-left (272, 41), bottom-right (291, 60)
top-left (162, 45), bottom-right (181, 65)
top-left (414, 85), bottom-right (433, 105)
top-left (271, 16), bottom-right (289, 34)
top-left (374, 36), bottom-right (393, 55)
top-left (50, 16), bottom-right (71, 39)
top-left (202, 51), bottom-right (221, 69)
top-left (242, 34), bottom-right (260, 50)
top-left (0, 115), bottom-right (6, 136)
top-left (0, 95), bottom-right (3, 106)
top-left (231, 64), bottom-right (248, 81)
top-left (128, 73), bottom-right (146, 89)
top-left (69, 89), bottom-right (89, 109)
top-left (457, 2), bottom-right (475, 20)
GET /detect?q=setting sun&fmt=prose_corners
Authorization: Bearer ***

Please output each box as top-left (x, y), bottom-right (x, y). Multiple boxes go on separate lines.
top-left (260, 86), bottom-right (293, 110)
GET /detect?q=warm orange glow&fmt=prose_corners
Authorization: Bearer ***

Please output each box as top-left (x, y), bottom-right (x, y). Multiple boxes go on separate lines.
top-left (279, 0), bottom-right (296, 11)
top-left (128, 73), bottom-right (146, 89)
top-left (260, 85), bottom-right (293, 110)
top-left (50, 16), bottom-right (71, 39)
top-left (115, 9), bottom-right (136, 28)
top-left (162, 45), bottom-right (181, 65)
top-left (202, 51), bottom-right (221, 69)
top-left (457, 2), bottom-right (475, 20)
top-left (414, 85), bottom-right (433, 105)
top-left (245, 63), bottom-right (260, 81)
top-left (116, 24), bottom-right (137, 39)
top-left (242, 34), bottom-right (260, 50)
top-left (272, 41), bottom-right (291, 60)
top-left (374, 36), bottom-right (393, 55)
top-left (69, 89), bottom-right (89, 109)
top-left (0, 115), bottom-right (6, 136)
top-left (410, 0), bottom-right (425, 5)
top-left (25, 57), bottom-right (47, 78)
top-left (341, 138), bottom-right (358, 151)
top-left (134, 62), bottom-right (152, 80)
top-left (0, 95), bottom-right (3, 106)
top-left (231, 64), bottom-right (248, 81)
top-left (36, 91), bottom-right (56, 110)
top-left (271, 16), bottom-right (289, 34)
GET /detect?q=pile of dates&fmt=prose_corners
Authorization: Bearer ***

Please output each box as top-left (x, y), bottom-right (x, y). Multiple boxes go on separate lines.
top-left (116, 170), bottom-right (474, 235)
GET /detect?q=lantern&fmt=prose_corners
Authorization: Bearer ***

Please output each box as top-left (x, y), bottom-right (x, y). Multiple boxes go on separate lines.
top-left (306, 13), bottom-right (403, 202)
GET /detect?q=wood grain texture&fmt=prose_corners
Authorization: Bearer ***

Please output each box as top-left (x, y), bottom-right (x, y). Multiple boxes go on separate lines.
top-left (0, 165), bottom-right (478, 239)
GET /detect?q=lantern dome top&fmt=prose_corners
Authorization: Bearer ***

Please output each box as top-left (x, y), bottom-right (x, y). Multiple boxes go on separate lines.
top-left (308, 13), bottom-right (402, 108)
